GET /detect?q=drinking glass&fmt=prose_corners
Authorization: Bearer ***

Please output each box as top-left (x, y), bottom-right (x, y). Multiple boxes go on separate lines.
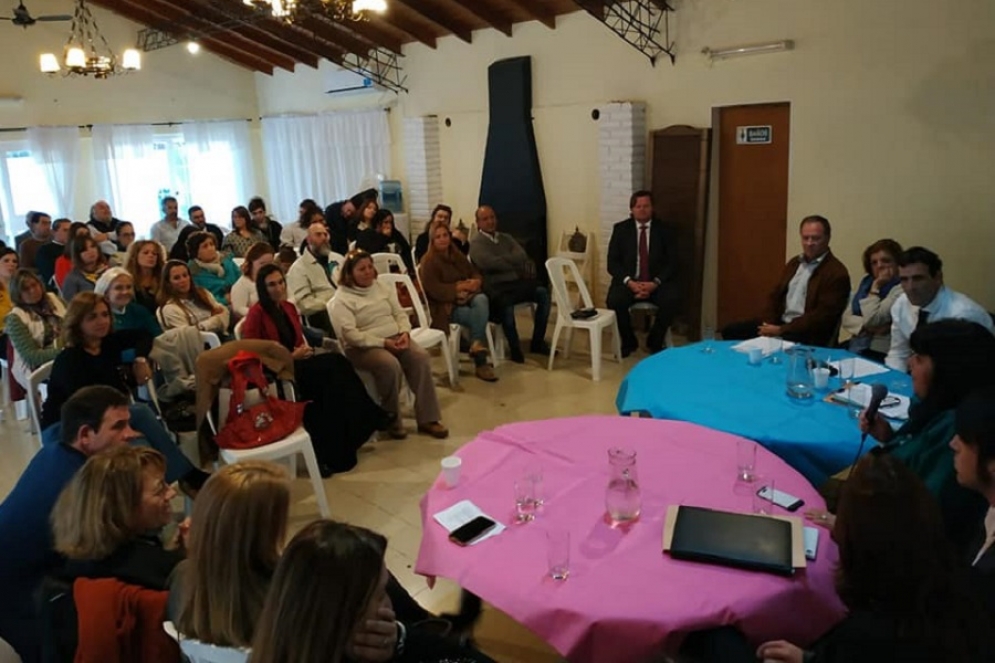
top-left (514, 479), bottom-right (536, 523)
top-left (526, 464), bottom-right (545, 508)
top-left (546, 529), bottom-right (571, 581)
top-left (768, 337), bottom-right (783, 364)
top-left (737, 439), bottom-right (757, 482)
top-left (753, 477), bottom-right (775, 515)
top-left (701, 325), bottom-right (715, 354)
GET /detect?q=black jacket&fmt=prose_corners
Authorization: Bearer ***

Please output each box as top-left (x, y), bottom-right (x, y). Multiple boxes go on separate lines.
top-left (169, 223), bottom-right (225, 262)
top-left (606, 217), bottom-right (677, 288)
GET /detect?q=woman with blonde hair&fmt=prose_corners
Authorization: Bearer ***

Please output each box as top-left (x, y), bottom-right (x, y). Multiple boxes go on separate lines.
top-left (0, 248), bottom-right (18, 345)
top-left (156, 260), bottom-right (230, 334)
top-left (124, 239), bottom-right (167, 315)
top-left (229, 241), bottom-right (275, 318)
top-left (4, 269), bottom-right (66, 389)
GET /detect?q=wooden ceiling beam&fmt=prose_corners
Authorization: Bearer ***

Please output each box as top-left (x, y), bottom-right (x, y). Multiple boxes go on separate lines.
top-left (89, 0), bottom-right (276, 73)
top-left (299, 14), bottom-right (385, 57)
top-left (332, 16), bottom-right (405, 54)
top-left (369, 11), bottom-right (436, 49)
top-left (449, 0), bottom-right (511, 37)
top-left (166, 0), bottom-right (321, 68)
top-left (504, 0), bottom-right (558, 29)
top-left (391, 0), bottom-right (472, 43)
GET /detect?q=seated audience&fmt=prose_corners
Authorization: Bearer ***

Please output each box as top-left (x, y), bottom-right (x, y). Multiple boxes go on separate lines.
top-left (17, 211), bottom-right (51, 271)
top-left (157, 260), bottom-right (230, 335)
top-left (249, 196), bottom-right (283, 251)
top-left (324, 188), bottom-right (377, 255)
top-left (277, 246), bottom-right (298, 273)
top-left (230, 241), bottom-right (275, 319)
top-left (469, 205), bottom-right (550, 363)
top-left (606, 191), bottom-right (681, 356)
top-left (243, 264), bottom-right (390, 475)
top-left (415, 204), bottom-right (467, 263)
top-left (331, 250), bottom-right (448, 439)
top-left (287, 222), bottom-right (338, 334)
top-left (55, 222), bottom-right (92, 289)
top-left (170, 205), bottom-right (225, 262)
top-left (124, 239), bottom-right (167, 315)
top-left (885, 246), bottom-right (994, 370)
top-left (280, 200), bottom-right (321, 250)
top-left (35, 218), bottom-right (72, 287)
top-left (721, 215), bottom-right (850, 348)
top-left (0, 248), bottom-right (17, 344)
top-left (87, 199), bottom-right (124, 255)
top-left (856, 320), bottom-right (995, 550)
top-left (251, 520), bottom-right (492, 663)
top-left (94, 267), bottom-right (162, 337)
top-left (420, 221), bottom-right (496, 382)
top-left (187, 231), bottom-right (240, 307)
top-left (357, 208), bottom-right (415, 274)
top-left (43, 446), bottom-right (182, 661)
top-left (150, 195), bottom-right (189, 253)
top-left (222, 205), bottom-right (268, 258)
top-left (5, 269), bottom-right (66, 389)
top-left (113, 220), bottom-right (136, 254)
top-left (39, 292), bottom-right (208, 491)
top-left (840, 238), bottom-right (903, 362)
top-left (61, 235), bottom-right (110, 301)
top-left (0, 386), bottom-right (135, 661)
top-left (353, 197), bottom-right (379, 241)
top-left (750, 453), bottom-right (991, 663)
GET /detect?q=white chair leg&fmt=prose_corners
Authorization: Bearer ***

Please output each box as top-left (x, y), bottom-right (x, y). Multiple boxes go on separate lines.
top-left (287, 455), bottom-right (298, 478)
top-left (486, 324), bottom-right (501, 367)
top-left (439, 338), bottom-right (458, 387)
top-left (300, 443), bottom-right (331, 518)
top-left (563, 327), bottom-right (574, 359)
top-left (548, 321), bottom-right (564, 371)
top-left (590, 328), bottom-right (603, 381)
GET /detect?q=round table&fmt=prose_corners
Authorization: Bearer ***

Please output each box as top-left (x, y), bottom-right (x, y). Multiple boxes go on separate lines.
top-left (416, 416), bottom-right (845, 663)
top-left (615, 341), bottom-right (913, 485)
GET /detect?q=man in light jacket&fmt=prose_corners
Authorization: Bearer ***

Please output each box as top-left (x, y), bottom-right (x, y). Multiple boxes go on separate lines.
top-left (287, 223), bottom-right (338, 334)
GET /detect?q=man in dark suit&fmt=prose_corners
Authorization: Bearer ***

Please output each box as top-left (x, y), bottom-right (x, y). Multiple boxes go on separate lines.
top-left (722, 215), bottom-right (850, 347)
top-left (607, 190), bottom-right (679, 356)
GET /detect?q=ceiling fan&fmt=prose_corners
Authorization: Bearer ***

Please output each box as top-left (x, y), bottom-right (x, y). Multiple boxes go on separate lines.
top-left (0, 1), bottom-right (71, 28)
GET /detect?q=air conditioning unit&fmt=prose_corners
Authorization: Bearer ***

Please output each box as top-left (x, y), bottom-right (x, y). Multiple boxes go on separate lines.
top-left (324, 66), bottom-right (377, 95)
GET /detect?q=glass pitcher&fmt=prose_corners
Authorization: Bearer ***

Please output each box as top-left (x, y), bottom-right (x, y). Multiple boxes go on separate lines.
top-left (785, 345), bottom-right (815, 400)
top-left (606, 448), bottom-right (641, 524)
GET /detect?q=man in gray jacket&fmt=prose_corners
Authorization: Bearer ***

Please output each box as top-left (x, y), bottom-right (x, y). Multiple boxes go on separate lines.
top-left (469, 206), bottom-right (550, 363)
top-left (287, 223), bottom-right (338, 334)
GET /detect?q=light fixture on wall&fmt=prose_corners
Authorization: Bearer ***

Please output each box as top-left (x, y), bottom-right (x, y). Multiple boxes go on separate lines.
top-left (241, 0), bottom-right (387, 23)
top-left (702, 40), bottom-right (794, 62)
top-left (39, 0), bottom-right (140, 78)
top-left (186, 40), bottom-right (201, 54)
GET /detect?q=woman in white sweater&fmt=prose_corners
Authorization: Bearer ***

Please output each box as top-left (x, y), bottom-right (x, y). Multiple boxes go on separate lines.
top-left (157, 259), bottom-right (230, 335)
top-left (840, 239), bottom-right (903, 362)
top-left (230, 242), bottom-right (275, 319)
top-left (330, 250), bottom-right (447, 439)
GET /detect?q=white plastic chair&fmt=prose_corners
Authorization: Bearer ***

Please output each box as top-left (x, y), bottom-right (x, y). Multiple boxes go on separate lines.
top-left (0, 636), bottom-right (22, 663)
top-left (231, 257), bottom-right (245, 269)
top-left (377, 273), bottom-right (458, 388)
top-left (545, 257), bottom-right (621, 381)
top-left (163, 621), bottom-right (248, 663)
top-left (200, 331), bottom-right (222, 349)
top-left (233, 318), bottom-right (245, 340)
top-left (372, 252), bottom-right (407, 275)
top-left (27, 361), bottom-right (53, 437)
top-left (207, 378), bottom-right (331, 518)
top-left (0, 357), bottom-right (9, 421)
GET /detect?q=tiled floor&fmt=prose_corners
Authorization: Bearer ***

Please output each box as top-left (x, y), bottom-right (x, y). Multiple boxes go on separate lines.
top-left (0, 327), bottom-right (658, 662)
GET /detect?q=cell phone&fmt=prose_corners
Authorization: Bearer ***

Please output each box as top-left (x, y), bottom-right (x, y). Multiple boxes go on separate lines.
top-left (448, 516), bottom-right (497, 546)
top-left (756, 486), bottom-right (805, 512)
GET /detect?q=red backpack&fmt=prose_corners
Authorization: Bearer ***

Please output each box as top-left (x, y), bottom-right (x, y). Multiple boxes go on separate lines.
top-left (215, 351), bottom-right (308, 450)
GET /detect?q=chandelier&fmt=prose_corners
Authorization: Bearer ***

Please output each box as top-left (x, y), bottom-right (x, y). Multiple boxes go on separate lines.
top-left (242, 0), bottom-right (387, 22)
top-left (39, 0), bottom-right (140, 78)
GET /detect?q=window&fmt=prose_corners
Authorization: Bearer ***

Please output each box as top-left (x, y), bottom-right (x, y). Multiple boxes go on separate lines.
top-left (0, 146), bottom-right (59, 243)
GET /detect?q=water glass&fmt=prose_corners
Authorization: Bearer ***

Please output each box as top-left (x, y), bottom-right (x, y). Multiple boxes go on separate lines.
top-left (546, 528), bottom-right (571, 581)
top-left (737, 439), bottom-right (757, 482)
top-left (514, 478), bottom-right (536, 523)
top-left (440, 456), bottom-right (461, 488)
top-left (768, 338), bottom-right (783, 365)
top-left (525, 464), bottom-right (545, 508)
top-left (753, 477), bottom-right (775, 515)
top-left (701, 325), bottom-right (715, 354)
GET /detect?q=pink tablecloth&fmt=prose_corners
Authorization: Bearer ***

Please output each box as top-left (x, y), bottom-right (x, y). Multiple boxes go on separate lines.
top-left (416, 416), bottom-right (845, 663)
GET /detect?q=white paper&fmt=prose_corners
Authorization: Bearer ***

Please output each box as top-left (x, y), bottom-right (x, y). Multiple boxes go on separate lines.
top-left (804, 526), bottom-right (819, 560)
top-left (731, 337), bottom-right (797, 357)
top-left (828, 357), bottom-right (890, 379)
top-left (831, 383), bottom-right (910, 421)
top-left (433, 499), bottom-right (505, 545)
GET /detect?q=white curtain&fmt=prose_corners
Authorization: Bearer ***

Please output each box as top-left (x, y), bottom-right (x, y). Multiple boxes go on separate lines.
top-left (182, 120), bottom-right (254, 227)
top-left (261, 110), bottom-right (391, 225)
top-left (91, 124), bottom-right (158, 235)
top-left (26, 126), bottom-right (81, 220)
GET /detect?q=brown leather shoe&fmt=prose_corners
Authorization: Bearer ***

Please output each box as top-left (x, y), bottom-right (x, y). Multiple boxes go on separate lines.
top-left (475, 364), bottom-right (498, 382)
top-left (417, 422), bottom-right (449, 439)
top-left (468, 340), bottom-right (488, 357)
top-left (387, 422), bottom-right (408, 440)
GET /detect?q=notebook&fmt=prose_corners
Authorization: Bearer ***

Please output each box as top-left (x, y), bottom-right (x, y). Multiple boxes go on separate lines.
top-left (664, 505), bottom-right (796, 576)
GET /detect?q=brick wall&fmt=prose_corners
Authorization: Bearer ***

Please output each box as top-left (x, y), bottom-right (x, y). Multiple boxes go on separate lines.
top-left (403, 116), bottom-right (443, 241)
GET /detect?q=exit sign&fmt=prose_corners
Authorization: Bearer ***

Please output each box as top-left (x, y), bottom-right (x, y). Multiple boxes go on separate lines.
top-left (736, 126), bottom-right (772, 144)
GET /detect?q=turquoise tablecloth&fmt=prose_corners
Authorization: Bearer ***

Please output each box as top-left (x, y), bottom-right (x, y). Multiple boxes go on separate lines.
top-left (615, 341), bottom-right (913, 486)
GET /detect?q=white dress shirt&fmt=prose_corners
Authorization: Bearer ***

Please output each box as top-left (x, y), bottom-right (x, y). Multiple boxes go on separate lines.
top-left (782, 253), bottom-right (826, 323)
top-left (885, 285), bottom-right (994, 370)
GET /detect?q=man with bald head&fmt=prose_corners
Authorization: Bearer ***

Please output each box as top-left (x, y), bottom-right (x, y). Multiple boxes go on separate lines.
top-left (287, 221), bottom-right (338, 334)
top-left (469, 205), bottom-right (551, 362)
top-left (88, 199), bottom-right (126, 256)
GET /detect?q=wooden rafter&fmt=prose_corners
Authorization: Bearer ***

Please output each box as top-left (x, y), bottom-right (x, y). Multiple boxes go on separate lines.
top-left (331, 15), bottom-right (405, 53)
top-left (391, 0), bottom-right (472, 43)
top-left (90, 0), bottom-right (276, 73)
top-left (369, 9), bottom-right (437, 49)
top-left (503, 0), bottom-right (558, 29)
top-left (298, 14), bottom-right (376, 57)
top-left (453, 0), bottom-right (512, 37)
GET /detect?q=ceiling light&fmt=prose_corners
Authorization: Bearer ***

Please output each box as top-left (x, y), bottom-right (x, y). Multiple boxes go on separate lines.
top-left (702, 40), bottom-right (794, 61)
top-left (39, 0), bottom-right (140, 78)
top-left (186, 41), bottom-right (201, 54)
top-left (353, 0), bottom-right (386, 11)
top-left (243, 0), bottom-right (387, 23)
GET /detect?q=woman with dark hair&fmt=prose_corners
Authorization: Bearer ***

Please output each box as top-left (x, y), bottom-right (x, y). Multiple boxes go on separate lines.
top-left (230, 241), bottom-right (275, 318)
top-left (222, 206), bottom-right (267, 258)
top-left (156, 260), bottom-right (230, 334)
top-left (5, 269), bottom-right (66, 389)
top-left (840, 239), bottom-right (903, 362)
top-left (187, 231), bottom-right (240, 306)
top-left (0, 247), bottom-right (18, 344)
top-left (241, 263), bottom-right (390, 475)
top-left (54, 222), bottom-right (90, 289)
top-left (124, 240), bottom-right (167, 315)
top-left (352, 198), bottom-right (379, 242)
top-left (281, 202), bottom-right (321, 251)
top-left (415, 204), bottom-right (466, 263)
top-left (356, 208), bottom-right (415, 274)
top-left (61, 235), bottom-right (110, 301)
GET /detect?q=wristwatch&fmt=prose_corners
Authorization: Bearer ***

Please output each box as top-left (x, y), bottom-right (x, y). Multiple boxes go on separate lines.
top-left (394, 621), bottom-right (407, 656)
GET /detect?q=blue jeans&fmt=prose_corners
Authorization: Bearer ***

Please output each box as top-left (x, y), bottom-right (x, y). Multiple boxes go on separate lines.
top-left (451, 293), bottom-right (490, 346)
top-left (41, 403), bottom-right (195, 483)
top-left (501, 286), bottom-right (551, 349)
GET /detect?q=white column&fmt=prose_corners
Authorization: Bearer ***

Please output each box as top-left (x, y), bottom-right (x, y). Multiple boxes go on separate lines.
top-left (403, 116), bottom-right (443, 241)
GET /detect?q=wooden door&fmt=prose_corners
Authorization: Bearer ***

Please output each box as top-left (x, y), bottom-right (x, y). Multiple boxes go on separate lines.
top-left (716, 103), bottom-right (791, 327)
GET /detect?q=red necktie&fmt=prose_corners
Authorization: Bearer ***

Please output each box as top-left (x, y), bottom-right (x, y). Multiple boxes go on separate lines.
top-left (638, 223), bottom-right (650, 282)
